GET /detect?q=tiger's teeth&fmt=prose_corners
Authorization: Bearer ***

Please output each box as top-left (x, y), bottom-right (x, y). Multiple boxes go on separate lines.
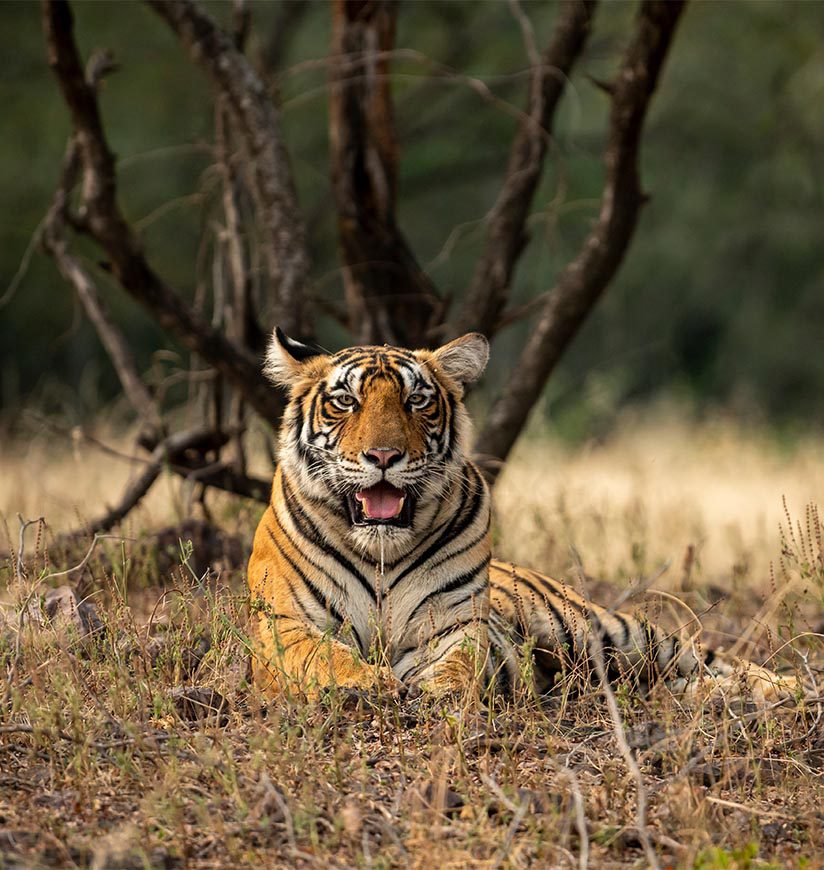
top-left (396, 496), bottom-right (405, 515)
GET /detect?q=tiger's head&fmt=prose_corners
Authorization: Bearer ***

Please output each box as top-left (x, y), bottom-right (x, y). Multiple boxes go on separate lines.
top-left (265, 328), bottom-right (489, 555)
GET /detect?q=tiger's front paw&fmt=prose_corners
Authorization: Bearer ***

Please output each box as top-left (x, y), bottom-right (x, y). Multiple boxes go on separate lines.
top-left (413, 650), bottom-right (482, 702)
top-left (325, 663), bottom-right (403, 697)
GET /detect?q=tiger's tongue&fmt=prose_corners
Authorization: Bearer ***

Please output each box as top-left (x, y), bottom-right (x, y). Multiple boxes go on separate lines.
top-left (355, 481), bottom-right (405, 520)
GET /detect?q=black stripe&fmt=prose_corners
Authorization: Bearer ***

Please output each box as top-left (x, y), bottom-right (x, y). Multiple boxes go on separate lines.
top-left (524, 568), bottom-right (579, 601)
top-left (572, 600), bottom-right (627, 683)
top-left (522, 570), bottom-right (632, 680)
top-left (333, 349), bottom-right (369, 366)
top-left (380, 365), bottom-right (405, 390)
top-left (440, 583), bottom-right (488, 617)
top-left (425, 523), bottom-right (489, 574)
top-left (442, 392), bottom-right (457, 462)
top-left (644, 621), bottom-right (661, 678)
top-left (383, 510), bottom-right (456, 571)
top-left (288, 397), bottom-right (308, 451)
top-left (486, 622), bottom-right (517, 695)
top-left (666, 636), bottom-right (683, 677)
top-left (261, 529), bottom-right (313, 625)
top-left (489, 583), bottom-right (528, 637)
top-left (270, 484), bottom-right (366, 652)
top-left (280, 475), bottom-right (376, 602)
top-left (270, 501), bottom-right (370, 654)
top-left (507, 572), bottom-right (576, 659)
top-left (252, 606), bottom-right (305, 622)
top-left (402, 633), bottom-right (469, 681)
top-left (307, 389), bottom-right (323, 435)
top-left (276, 637), bottom-right (307, 655)
top-left (271, 501), bottom-right (344, 593)
top-left (265, 525), bottom-right (344, 626)
top-left (395, 617), bottom-right (483, 660)
top-left (359, 364), bottom-right (381, 383)
top-left (612, 611), bottom-right (632, 648)
top-left (407, 560), bottom-right (489, 624)
top-left (524, 570), bottom-right (605, 641)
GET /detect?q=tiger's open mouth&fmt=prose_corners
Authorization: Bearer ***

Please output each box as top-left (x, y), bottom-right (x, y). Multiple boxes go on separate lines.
top-left (346, 481), bottom-right (415, 528)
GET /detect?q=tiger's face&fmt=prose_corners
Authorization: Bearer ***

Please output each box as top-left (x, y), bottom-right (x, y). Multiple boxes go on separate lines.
top-left (265, 328), bottom-right (489, 554)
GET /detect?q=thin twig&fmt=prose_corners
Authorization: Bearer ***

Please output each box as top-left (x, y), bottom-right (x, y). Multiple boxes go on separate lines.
top-left (553, 763), bottom-right (590, 870)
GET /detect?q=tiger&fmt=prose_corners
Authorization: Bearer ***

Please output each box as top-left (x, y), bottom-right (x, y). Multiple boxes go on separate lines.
top-left (247, 328), bottom-right (800, 705)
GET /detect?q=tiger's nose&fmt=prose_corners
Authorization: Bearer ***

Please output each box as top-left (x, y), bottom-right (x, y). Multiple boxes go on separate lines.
top-left (364, 448), bottom-right (404, 469)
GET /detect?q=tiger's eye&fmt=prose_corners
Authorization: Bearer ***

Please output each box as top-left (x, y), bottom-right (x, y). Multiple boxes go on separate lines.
top-left (332, 393), bottom-right (357, 410)
top-left (408, 393), bottom-right (429, 408)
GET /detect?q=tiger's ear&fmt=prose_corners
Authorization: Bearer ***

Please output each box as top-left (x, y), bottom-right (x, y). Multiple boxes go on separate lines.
top-left (430, 332), bottom-right (489, 386)
top-left (264, 327), bottom-right (329, 386)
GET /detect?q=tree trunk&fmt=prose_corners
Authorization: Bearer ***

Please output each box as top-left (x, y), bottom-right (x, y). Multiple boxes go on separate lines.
top-left (329, 0), bottom-right (442, 348)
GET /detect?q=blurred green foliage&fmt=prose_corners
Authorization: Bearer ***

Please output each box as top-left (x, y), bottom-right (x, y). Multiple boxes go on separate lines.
top-left (1, 1), bottom-right (822, 436)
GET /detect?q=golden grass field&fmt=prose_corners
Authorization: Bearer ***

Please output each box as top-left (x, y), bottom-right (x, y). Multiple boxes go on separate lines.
top-left (1, 413), bottom-right (822, 869)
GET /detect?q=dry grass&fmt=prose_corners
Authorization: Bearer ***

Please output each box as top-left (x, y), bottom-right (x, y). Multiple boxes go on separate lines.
top-left (1, 413), bottom-right (823, 869)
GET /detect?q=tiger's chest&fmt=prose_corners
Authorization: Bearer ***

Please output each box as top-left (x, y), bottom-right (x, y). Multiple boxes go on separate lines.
top-left (327, 558), bottom-right (453, 657)
top-left (291, 548), bottom-right (483, 665)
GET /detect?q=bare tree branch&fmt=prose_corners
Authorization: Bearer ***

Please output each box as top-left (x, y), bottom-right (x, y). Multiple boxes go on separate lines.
top-left (42, 137), bottom-right (162, 435)
top-left (42, 48), bottom-right (160, 434)
top-left (148, 0), bottom-right (313, 338)
top-left (212, 96), bottom-right (254, 471)
top-left (167, 458), bottom-right (270, 503)
top-left (451, 0), bottom-right (597, 340)
top-left (69, 428), bottom-right (228, 537)
top-left (328, 0), bottom-right (442, 348)
top-left (475, 0), bottom-right (687, 479)
top-left (230, 0), bottom-right (250, 52)
top-left (41, 0), bottom-right (283, 426)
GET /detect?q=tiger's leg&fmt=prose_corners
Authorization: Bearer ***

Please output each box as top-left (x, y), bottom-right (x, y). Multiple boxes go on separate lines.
top-left (251, 613), bottom-right (400, 700)
top-left (556, 592), bottom-right (803, 704)
top-left (594, 614), bottom-right (801, 704)
top-left (668, 649), bottom-right (802, 705)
